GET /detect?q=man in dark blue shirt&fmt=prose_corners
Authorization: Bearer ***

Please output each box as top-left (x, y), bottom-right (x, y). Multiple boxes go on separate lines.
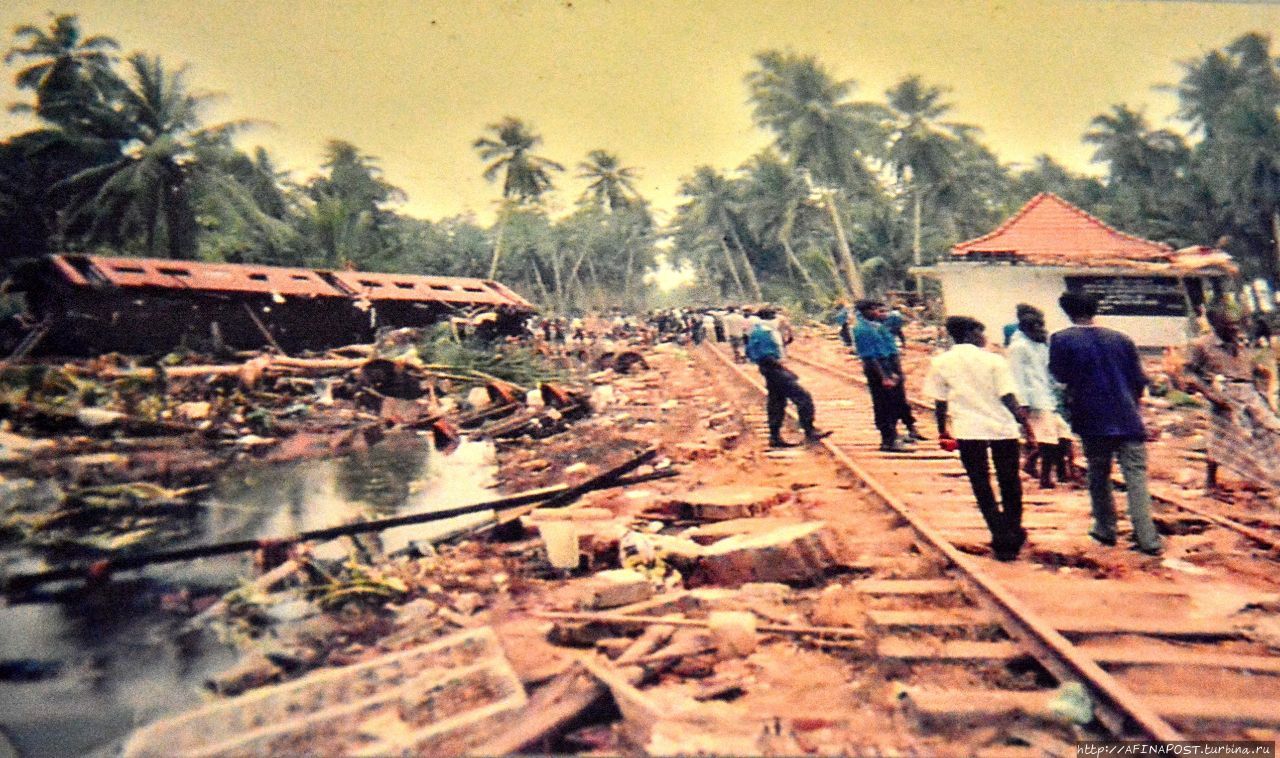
top-left (854, 300), bottom-right (917, 451)
top-left (1048, 291), bottom-right (1162, 556)
top-left (746, 308), bottom-right (829, 448)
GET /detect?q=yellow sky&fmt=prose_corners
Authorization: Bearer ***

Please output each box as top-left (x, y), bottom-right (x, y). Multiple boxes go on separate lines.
top-left (3, 0), bottom-right (1279, 224)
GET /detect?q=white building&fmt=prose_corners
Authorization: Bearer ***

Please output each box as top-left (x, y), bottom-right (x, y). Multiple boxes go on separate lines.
top-left (913, 193), bottom-right (1238, 348)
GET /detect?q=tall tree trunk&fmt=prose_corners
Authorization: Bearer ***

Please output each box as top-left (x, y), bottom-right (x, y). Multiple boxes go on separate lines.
top-left (912, 185), bottom-right (924, 294)
top-left (623, 240), bottom-right (636, 305)
top-left (723, 213), bottom-right (764, 302)
top-left (780, 200), bottom-right (826, 302)
top-left (586, 257), bottom-right (602, 307)
top-left (823, 192), bottom-right (864, 299)
top-left (717, 236), bottom-right (747, 299)
top-left (486, 202), bottom-right (511, 279)
top-left (1271, 210), bottom-right (1280, 288)
top-left (529, 253), bottom-right (554, 307)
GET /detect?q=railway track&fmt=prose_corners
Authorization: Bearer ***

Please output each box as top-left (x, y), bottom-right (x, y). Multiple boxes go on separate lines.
top-left (789, 341), bottom-right (1280, 559)
top-left (698, 337), bottom-right (1280, 746)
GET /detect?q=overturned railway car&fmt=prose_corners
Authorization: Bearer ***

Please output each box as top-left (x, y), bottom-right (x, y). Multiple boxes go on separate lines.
top-left (16, 255), bottom-right (537, 356)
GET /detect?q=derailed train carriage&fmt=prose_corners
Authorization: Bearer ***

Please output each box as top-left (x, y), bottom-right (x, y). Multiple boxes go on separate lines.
top-left (12, 254), bottom-right (537, 356)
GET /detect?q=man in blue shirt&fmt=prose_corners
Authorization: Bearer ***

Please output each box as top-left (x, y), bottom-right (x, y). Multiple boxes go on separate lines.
top-left (1048, 291), bottom-right (1162, 556)
top-left (746, 308), bottom-right (829, 448)
top-left (854, 300), bottom-right (917, 452)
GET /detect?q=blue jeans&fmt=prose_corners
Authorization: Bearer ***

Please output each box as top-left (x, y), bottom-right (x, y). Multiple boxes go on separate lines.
top-left (1081, 436), bottom-right (1162, 551)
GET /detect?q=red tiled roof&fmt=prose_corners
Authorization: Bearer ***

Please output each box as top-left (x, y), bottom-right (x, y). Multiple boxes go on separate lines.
top-left (951, 193), bottom-right (1173, 266)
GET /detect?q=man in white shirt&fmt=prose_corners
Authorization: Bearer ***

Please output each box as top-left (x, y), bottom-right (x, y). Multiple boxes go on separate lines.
top-left (722, 307), bottom-right (747, 362)
top-left (1007, 309), bottom-right (1075, 489)
top-left (925, 316), bottom-right (1034, 561)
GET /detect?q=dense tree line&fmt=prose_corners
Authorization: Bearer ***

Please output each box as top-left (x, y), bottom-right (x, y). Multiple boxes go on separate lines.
top-left (0, 14), bottom-right (657, 311)
top-left (3, 14), bottom-right (1280, 312)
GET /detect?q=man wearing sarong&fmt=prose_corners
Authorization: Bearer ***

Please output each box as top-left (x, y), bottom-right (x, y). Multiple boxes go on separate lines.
top-left (1007, 309), bottom-right (1076, 489)
top-left (1179, 305), bottom-right (1280, 494)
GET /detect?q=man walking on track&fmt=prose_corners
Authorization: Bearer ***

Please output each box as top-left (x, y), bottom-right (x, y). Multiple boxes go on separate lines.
top-left (723, 306), bottom-right (747, 362)
top-left (1049, 291), bottom-right (1163, 556)
top-left (853, 300), bottom-right (919, 451)
top-left (925, 316), bottom-right (1033, 561)
top-left (1007, 308), bottom-right (1076, 489)
top-left (746, 308), bottom-right (830, 448)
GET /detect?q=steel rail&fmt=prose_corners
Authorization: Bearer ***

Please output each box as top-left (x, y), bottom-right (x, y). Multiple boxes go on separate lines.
top-left (703, 342), bottom-right (1184, 742)
top-left (787, 348), bottom-right (1280, 556)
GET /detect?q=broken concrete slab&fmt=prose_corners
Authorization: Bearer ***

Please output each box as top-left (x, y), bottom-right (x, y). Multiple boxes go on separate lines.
top-left (662, 485), bottom-right (791, 522)
top-left (679, 517), bottom-right (807, 546)
top-left (693, 521), bottom-right (845, 587)
top-left (576, 569), bottom-right (655, 610)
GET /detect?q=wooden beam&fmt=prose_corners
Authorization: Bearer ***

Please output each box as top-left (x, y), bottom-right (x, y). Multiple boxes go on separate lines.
top-left (469, 663), bottom-right (607, 755)
top-left (535, 610), bottom-right (865, 639)
top-left (854, 579), bottom-right (960, 596)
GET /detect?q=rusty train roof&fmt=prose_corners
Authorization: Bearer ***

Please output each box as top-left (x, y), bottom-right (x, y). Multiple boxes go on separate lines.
top-left (47, 255), bottom-right (537, 311)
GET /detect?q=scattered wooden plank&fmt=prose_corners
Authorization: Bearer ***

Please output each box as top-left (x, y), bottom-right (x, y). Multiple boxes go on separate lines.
top-left (905, 688), bottom-right (1048, 723)
top-left (580, 657), bottom-right (661, 748)
top-left (854, 579), bottom-right (961, 596)
top-left (1083, 646), bottom-right (1280, 674)
top-left (1144, 695), bottom-right (1280, 727)
top-left (877, 638), bottom-right (1024, 662)
top-left (867, 608), bottom-right (997, 630)
top-left (907, 689), bottom-right (1280, 728)
top-left (1050, 617), bottom-right (1246, 640)
top-left (615, 623), bottom-right (676, 665)
top-left (534, 610), bottom-right (865, 639)
top-left (469, 663), bottom-right (607, 755)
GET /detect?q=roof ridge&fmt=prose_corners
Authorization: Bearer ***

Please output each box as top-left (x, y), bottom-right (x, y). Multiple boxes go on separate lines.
top-left (950, 192), bottom-right (1049, 251)
top-left (951, 191), bottom-right (1172, 257)
top-left (1047, 193), bottom-right (1173, 253)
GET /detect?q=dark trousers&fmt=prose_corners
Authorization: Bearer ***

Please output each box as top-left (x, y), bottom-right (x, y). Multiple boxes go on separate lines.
top-left (862, 363), bottom-right (897, 444)
top-left (886, 356), bottom-right (916, 429)
top-left (957, 439), bottom-right (1024, 554)
top-left (758, 359), bottom-right (815, 434)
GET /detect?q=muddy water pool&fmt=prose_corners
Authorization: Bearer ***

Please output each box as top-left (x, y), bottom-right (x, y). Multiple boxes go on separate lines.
top-left (0, 434), bottom-right (497, 756)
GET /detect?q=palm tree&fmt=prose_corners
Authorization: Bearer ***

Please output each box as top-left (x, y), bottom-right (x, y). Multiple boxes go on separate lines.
top-left (5, 13), bottom-right (120, 126)
top-left (1084, 104), bottom-right (1189, 237)
top-left (678, 166), bottom-right (763, 301)
top-left (746, 50), bottom-right (876, 298)
top-left (1085, 105), bottom-right (1187, 186)
top-left (1173, 34), bottom-right (1280, 280)
top-left (881, 75), bottom-right (973, 289)
top-left (577, 149), bottom-right (640, 212)
top-left (54, 54), bottom-right (250, 259)
top-left (739, 151), bottom-right (826, 301)
top-left (295, 140), bottom-right (405, 268)
top-left (473, 117), bottom-right (563, 278)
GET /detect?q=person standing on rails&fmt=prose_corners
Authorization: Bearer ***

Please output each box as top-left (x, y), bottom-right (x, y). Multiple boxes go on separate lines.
top-left (853, 300), bottom-right (918, 452)
top-left (1007, 309), bottom-right (1077, 489)
top-left (926, 317), bottom-right (1033, 561)
top-left (1049, 291), bottom-right (1163, 556)
top-left (746, 308), bottom-right (830, 448)
top-left (723, 306), bottom-right (747, 362)
top-left (880, 304), bottom-right (924, 441)
top-left (834, 301), bottom-right (853, 348)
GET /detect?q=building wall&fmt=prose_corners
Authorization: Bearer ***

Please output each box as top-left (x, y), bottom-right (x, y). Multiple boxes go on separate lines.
top-left (934, 266), bottom-right (1195, 348)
